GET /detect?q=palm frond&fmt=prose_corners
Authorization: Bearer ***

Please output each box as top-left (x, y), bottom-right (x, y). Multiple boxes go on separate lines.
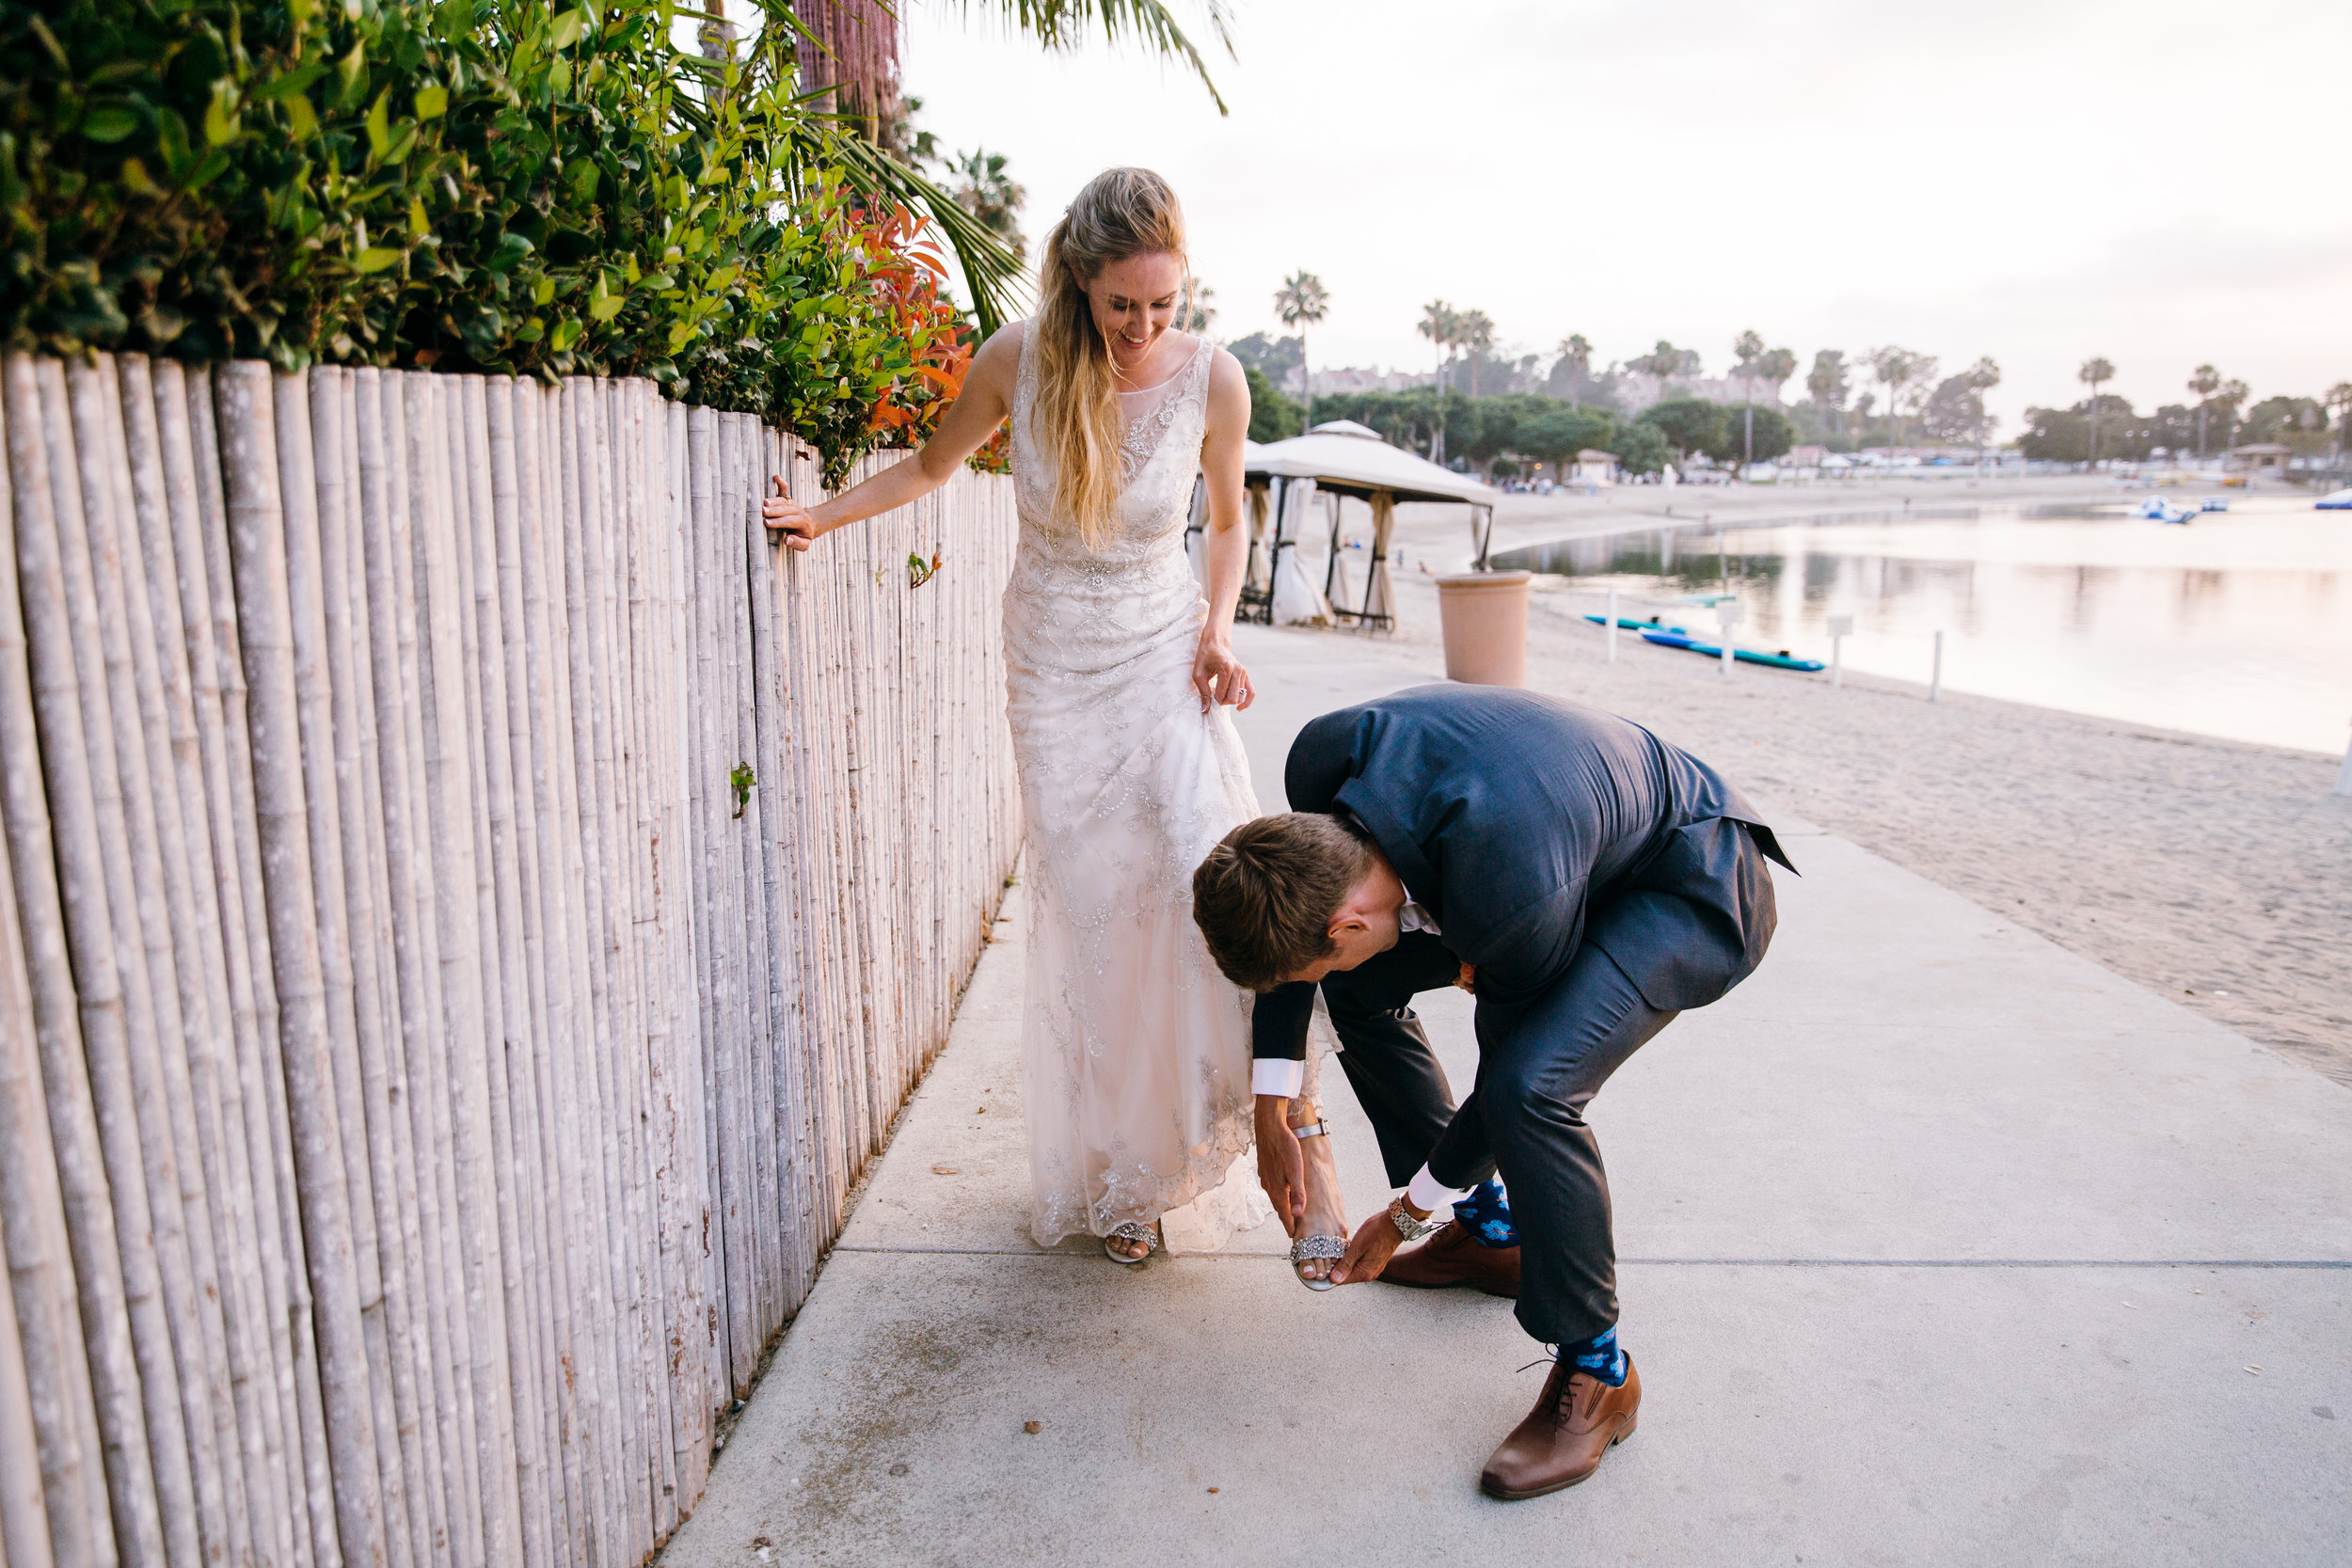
top-left (955, 1), bottom-right (1234, 114)
top-left (827, 131), bottom-right (1030, 336)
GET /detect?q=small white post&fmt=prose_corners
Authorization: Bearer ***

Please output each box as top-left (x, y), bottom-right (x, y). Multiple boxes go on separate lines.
top-left (1827, 613), bottom-right (1852, 688)
top-left (1930, 629), bottom-right (1944, 702)
top-left (2335, 721), bottom-right (2352, 796)
top-left (1604, 587), bottom-right (1618, 663)
top-left (1718, 600), bottom-right (1743, 676)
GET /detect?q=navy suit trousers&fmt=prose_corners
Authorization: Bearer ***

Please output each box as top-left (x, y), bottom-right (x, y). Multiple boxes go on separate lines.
top-left (1270, 904), bottom-right (1682, 1346)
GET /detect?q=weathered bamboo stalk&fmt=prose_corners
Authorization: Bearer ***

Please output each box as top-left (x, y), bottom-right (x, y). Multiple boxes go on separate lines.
top-left (355, 366), bottom-right (464, 1567)
top-left (189, 360), bottom-right (333, 1568)
top-left (445, 372), bottom-right (549, 1568)
top-left (156, 358), bottom-right (304, 1568)
top-left (0, 370), bottom-right (110, 1568)
top-left (510, 381), bottom-right (594, 1564)
top-left (118, 356), bottom-right (261, 1568)
top-left (590, 383), bottom-right (657, 1561)
top-left (214, 360), bottom-right (389, 1567)
top-left (405, 370), bottom-right (517, 1567)
top-left (528, 381), bottom-right (602, 1566)
top-left (479, 376), bottom-right (565, 1567)
top-left (311, 366), bottom-right (434, 1568)
top-left (275, 367), bottom-right (420, 1568)
top-left (21, 354), bottom-right (183, 1568)
top-left (0, 1197), bottom-right (57, 1568)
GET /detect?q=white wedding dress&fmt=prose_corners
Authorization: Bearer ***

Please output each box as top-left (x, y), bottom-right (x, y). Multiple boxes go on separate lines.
top-left (1005, 325), bottom-right (1271, 1251)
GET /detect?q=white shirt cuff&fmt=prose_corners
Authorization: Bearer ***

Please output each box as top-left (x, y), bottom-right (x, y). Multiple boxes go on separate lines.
top-left (1406, 1164), bottom-right (1470, 1214)
top-left (1251, 1058), bottom-right (1305, 1099)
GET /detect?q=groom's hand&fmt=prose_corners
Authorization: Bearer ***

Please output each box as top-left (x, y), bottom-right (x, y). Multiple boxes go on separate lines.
top-left (1253, 1095), bottom-right (1306, 1236)
top-left (1330, 1196), bottom-right (1426, 1286)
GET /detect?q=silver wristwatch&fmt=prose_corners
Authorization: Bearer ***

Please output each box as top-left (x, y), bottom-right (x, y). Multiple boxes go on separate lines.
top-left (1388, 1195), bottom-right (1443, 1243)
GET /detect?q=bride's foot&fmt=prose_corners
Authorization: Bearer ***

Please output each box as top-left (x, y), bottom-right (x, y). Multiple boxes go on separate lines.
top-left (1104, 1220), bottom-right (1161, 1264)
top-left (1289, 1106), bottom-right (1348, 1289)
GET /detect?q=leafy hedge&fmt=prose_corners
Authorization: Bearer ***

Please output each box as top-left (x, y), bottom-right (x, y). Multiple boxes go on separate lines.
top-left (2, 0), bottom-right (1004, 482)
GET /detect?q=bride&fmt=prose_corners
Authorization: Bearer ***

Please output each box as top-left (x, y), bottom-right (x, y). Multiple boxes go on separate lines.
top-left (763, 167), bottom-right (1346, 1275)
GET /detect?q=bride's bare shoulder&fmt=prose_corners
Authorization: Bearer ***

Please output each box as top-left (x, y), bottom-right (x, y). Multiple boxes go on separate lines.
top-left (973, 318), bottom-right (1025, 363)
top-left (962, 320), bottom-right (1025, 398)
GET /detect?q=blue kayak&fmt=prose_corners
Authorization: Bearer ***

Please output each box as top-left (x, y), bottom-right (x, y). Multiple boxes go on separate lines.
top-left (1583, 613), bottom-right (1689, 635)
top-left (1638, 628), bottom-right (1826, 673)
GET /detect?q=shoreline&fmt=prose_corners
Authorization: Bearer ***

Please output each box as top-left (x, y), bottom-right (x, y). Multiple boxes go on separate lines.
top-left (1369, 469), bottom-right (2346, 761)
top-left (1252, 571), bottom-right (2352, 1089)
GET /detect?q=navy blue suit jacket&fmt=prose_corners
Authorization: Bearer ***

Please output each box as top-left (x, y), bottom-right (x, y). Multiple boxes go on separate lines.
top-left (1258, 685), bottom-right (1792, 1062)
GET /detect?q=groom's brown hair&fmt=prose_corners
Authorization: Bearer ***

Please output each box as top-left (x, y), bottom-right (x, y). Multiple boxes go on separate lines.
top-left (1192, 813), bottom-right (1375, 991)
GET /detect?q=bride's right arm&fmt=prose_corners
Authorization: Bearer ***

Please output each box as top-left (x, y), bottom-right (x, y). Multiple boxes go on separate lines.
top-left (761, 323), bottom-right (1022, 551)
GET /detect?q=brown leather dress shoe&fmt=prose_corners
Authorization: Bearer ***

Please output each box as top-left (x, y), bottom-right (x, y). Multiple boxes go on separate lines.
top-left (1479, 1354), bottom-right (1640, 1500)
top-left (1379, 1220), bottom-right (1520, 1297)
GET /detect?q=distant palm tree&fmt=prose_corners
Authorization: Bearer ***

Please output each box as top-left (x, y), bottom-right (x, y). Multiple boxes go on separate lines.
top-left (1180, 279), bottom-right (1216, 336)
top-left (1457, 309), bottom-right (1496, 397)
top-left (1807, 350), bottom-right (1850, 438)
top-left (1963, 356), bottom-right (2001, 461)
top-left (2213, 378), bottom-right (2249, 454)
top-left (946, 147), bottom-right (1027, 261)
top-left (1867, 347), bottom-right (1915, 446)
top-left (1731, 329), bottom-right (1764, 470)
top-left (1418, 300), bottom-right (1458, 459)
top-left (1555, 334), bottom-right (1594, 401)
top-left (1274, 270), bottom-right (1330, 428)
top-left (2079, 357), bottom-right (2115, 465)
top-left (1636, 340), bottom-right (1696, 399)
top-left (2186, 364), bottom-right (2222, 459)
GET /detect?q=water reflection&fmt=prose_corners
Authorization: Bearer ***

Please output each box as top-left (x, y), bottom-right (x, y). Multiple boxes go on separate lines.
top-left (1491, 498), bottom-right (2352, 753)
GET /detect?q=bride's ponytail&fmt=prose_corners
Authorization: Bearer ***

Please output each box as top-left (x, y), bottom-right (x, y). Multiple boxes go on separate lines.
top-left (1030, 167), bottom-right (1189, 547)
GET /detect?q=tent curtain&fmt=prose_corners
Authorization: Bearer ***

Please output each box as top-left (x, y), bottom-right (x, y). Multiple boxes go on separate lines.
top-left (1270, 478), bottom-right (1331, 626)
top-left (1364, 492), bottom-right (1397, 626)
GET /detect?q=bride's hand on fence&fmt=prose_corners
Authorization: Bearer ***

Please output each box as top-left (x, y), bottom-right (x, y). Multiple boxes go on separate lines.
top-left (762, 475), bottom-right (821, 551)
top-left (1193, 636), bottom-right (1253, 713)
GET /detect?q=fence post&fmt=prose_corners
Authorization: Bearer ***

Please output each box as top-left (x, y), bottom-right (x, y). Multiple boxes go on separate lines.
top-left (1718, 601), bottom-right (1742, 676)
top-left (1604, 587), bottom-right (1617, 663)
top-left (1930, 629), bottom-right (1944, 702)
top-left (2334, 722), bottom-right (2351, 796)
top-left (1827, 613), bottom-right (1851, 688)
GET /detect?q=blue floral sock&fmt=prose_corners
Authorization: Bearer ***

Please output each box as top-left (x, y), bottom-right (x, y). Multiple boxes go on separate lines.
top-left (1560, 1325), bottom-right (1628, 1386)
top-left (1449, 1179), bottom-right (1518, 1248)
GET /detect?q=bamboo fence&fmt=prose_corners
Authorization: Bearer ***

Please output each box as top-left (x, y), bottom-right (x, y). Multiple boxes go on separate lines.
top-left (0, 355), bottom-right (1021, 1568)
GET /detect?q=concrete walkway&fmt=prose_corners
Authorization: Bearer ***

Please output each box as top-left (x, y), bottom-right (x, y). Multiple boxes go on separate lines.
top-left (660, 626), bottom-right (2352, 1567)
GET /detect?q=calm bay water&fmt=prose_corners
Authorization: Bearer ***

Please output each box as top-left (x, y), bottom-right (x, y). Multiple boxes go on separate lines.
top-left (1492, 498), bottom-right (2352, 755)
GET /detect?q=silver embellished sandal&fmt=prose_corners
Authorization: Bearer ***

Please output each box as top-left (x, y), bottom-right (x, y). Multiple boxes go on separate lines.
top-left (1104, 1221), bottom-right (1161, 1265)
top-left (1289, 1117), bottom-right (1346, 1292)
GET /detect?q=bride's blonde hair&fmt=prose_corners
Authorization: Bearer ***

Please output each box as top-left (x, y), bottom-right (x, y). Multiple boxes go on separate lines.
top-left (1030, 167), bottom-right (1189, 546)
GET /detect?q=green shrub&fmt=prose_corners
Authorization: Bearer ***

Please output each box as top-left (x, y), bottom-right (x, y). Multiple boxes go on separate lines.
top-left (1, 0), bottom-right (993, 482)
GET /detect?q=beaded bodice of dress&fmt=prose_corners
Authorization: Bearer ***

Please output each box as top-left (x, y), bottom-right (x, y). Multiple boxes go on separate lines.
top-left (1009, 329), bottom-right (1214, 579)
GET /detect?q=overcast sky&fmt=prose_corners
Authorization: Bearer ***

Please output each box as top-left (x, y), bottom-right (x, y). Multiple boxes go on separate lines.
top-left (899, 0), bottom-right (2351, 433)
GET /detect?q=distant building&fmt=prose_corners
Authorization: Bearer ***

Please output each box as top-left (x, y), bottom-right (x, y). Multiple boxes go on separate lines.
top-left (1613, 370), bottom-right (1788, 414)
top-left (2225, 443), bottom-right (2292, 474)
top-left (1284, 366), bottom-right (1438, 396)
top-left (1570, 449), bottom-right (1618, 486)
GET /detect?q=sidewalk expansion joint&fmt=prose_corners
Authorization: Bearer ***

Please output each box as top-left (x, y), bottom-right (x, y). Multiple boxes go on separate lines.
top-left (829, 1245), bottom-right (2351, 1268)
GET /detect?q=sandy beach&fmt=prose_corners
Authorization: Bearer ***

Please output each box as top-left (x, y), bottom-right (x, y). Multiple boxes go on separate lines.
top-left (1268, 478), bottom-right (2352, 1087)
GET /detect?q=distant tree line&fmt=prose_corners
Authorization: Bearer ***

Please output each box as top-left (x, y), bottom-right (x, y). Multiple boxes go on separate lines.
top-left (1228, 320), bottom-right (2350, 474)
top-left (2011, 359), bottom-right (2350, 463)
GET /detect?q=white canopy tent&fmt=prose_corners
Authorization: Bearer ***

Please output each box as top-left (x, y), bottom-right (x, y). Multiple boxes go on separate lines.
top-left (1231, 420), bottom-right (1500, 628)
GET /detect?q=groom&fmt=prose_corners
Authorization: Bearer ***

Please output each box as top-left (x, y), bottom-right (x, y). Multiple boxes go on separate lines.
top-left (1191, 683), bottom-right (1790, 1499)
